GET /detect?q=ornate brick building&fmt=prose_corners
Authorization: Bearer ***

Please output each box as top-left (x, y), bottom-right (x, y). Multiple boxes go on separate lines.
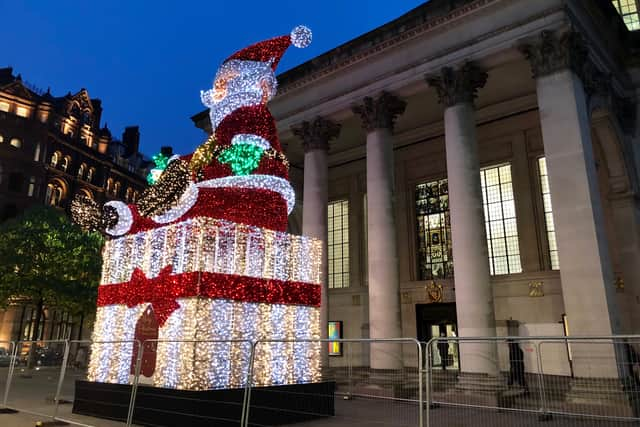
top-left (0, 67), bottom-right (151, 344)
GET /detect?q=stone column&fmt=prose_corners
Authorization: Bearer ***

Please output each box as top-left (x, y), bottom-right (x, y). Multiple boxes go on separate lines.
top-left (521, 31), bottom-right (622, 381)
top-left (353, 92), bottom-right (406, 371)
top-left (426, 64), bottom-right (500, 379)
top-left (291, 117), bottom-right (341, 370)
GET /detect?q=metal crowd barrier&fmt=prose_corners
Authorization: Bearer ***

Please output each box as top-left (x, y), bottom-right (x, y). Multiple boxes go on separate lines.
top-left (1, 335), bottom-right (638, 427)
top-left (423, 335), bottom-right (640, 427)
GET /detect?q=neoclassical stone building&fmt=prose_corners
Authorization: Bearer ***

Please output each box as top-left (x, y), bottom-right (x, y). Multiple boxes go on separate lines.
top-left (193, 0), bottom-right (640, 386)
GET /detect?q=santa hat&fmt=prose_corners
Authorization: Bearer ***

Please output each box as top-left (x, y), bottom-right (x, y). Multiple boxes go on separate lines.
top-left (224, 25), bottom-right (312, 71)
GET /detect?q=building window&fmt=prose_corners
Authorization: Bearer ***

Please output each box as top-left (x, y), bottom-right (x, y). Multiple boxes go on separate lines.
top-left (27, 176), bottom-right (36, 197)
top-left (0, 101), bottom-right (9, 112)
top-left (480, 164), bottom-right (522, 275)
top-left (87, 167), bottom-right (95, 183)
top-left (328, 199), bottom-right (350, 289)
top-left (0, 134), bottom-right (3, 143)
top-left (77, 163), bottom-right (87, 180)
top-left (125, 187), bottom-right (134, 202)
top-left (538, 157), bottom-right (560, 270)
top-left (613, 0), bottom-right (640, 30)
top-left (45, 181), bottom-right (65, 207)
top-left (61, 156), bottom-right (71, 172)
top-left (416, 179), bottom-right (452, 280)
top-left (8, 172), bottom-right (23, 193)
top-left (106, 178), bottom-right (114, 194)
top-left (33, 142), bottom-right (41, 162)
top-left (10, 138), bottom-right (22, 149)
top-left (15, 106), bottom-right (29, 118)
top-left (114, 181), bottom-right (121, 196)
top-left (50, 152), bottom-right (60, 167)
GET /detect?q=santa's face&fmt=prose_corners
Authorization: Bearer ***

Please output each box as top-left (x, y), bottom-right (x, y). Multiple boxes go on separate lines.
top-left (202, 60), bottom-right (277, 130)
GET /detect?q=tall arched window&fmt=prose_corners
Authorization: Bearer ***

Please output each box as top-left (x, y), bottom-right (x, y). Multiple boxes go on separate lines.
top-left (106, 178), bottom-right (114, 194)
top-left (61, 156), bottom-right (71, 172)
top-left (45, 180), bottom-right (66, 207)
top-left (87, 167), bottom-right (95, 183)
top-left (125, 187), bottom-right (134, 202)
top-left (77, 163), bottom-right (87, 180)
top-left (33, 142), bottom-right (41, 162)
top-left (113, 181), bottom-right (121, 196)
top-left (50, 151), bottom-right (60, 167)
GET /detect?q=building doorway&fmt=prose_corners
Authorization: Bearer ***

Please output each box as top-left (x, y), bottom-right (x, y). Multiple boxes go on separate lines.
top-left (416, 303), bottom-right (459, 370)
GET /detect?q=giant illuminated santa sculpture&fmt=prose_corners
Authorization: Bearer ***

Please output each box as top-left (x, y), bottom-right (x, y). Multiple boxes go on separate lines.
top-left (72, 26), bottom-right (323, 390)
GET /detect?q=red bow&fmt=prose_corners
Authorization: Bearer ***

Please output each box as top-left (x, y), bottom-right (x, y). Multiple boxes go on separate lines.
top-left (122, 265), bottom-right (186, 327)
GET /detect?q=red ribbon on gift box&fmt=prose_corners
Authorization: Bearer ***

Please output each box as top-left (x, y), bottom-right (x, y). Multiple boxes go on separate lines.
top-left (97, 265), bottom-right (321, 326)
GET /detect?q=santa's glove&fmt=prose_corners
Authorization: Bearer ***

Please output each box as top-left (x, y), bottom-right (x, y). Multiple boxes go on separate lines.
top-left (70, 195), bottom-right (119, 233)
top-left (136, 158), bottom-right (191, 217)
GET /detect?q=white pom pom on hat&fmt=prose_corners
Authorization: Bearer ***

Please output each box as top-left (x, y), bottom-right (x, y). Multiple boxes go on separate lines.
top-left (291, 25), bottom-right (312, 48)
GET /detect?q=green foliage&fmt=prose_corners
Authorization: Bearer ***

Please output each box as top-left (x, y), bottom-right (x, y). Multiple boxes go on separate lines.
top-left (0, 206), bottom-right (104, 315)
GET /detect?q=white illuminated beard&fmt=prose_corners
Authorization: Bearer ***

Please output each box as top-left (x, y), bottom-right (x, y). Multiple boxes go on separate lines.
top-left (209, 91), bottom-right (264, 132)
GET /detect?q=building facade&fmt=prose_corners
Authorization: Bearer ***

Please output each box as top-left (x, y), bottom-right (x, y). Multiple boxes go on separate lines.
top-left (0, 67), bottom-right (150, 345)
top-left (196, 0), bottom-right (640, 389)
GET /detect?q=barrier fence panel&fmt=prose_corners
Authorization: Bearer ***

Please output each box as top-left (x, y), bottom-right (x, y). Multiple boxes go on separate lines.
top-left (128, 339), bottom-right (254, 427)
top-left (425, 337), bottom-right (549, 427)
top-left (3, 339), bottom-right (68, 420)
top-left (52, 339), bottom-right (141, 426)
top-left (0, 341), bottom-right (15, 410)
top-left (424, 335), bottom-right (640, 427)
top-left (244, 338), bottom-right (423, 427)
top-left (538, 337), bottom-right (640, 422)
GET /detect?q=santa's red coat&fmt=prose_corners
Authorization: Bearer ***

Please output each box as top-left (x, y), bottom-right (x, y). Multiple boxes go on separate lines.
top-left (181, 104), bottom-right (289, 182)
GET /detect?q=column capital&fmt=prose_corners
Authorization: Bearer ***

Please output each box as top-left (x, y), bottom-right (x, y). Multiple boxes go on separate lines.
top-left (352, 91), bottom-right (407, 133)
top-left (519, 30), bottom-right (589, 80)
top-left (291, 116), bottom-right (341, 153)
top-left (425, 62), bottom-right (488, 107)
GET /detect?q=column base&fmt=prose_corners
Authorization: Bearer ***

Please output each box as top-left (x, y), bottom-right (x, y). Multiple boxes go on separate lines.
top-left (448, 372), bottom-right (507, 406)
top-left (565, 377), bottom-right (639, 418)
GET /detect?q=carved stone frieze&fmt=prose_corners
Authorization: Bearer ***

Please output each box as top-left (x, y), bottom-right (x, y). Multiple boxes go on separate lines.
top-left (291, 116), bottom-right (341, 153)
top-left (352, 91), bottom-right (407, 132)
top-left (425, 62), bottom-right (488, 107)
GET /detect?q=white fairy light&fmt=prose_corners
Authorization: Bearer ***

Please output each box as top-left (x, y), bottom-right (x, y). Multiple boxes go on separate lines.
top-left (151, 182), bottom-right (199, 224)
top-left (231, 134), bottom-right (271, 150)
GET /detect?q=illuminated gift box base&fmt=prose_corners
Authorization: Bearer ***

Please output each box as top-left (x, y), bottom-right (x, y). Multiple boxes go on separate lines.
top-left (87, 217), bottom-right (323, 390)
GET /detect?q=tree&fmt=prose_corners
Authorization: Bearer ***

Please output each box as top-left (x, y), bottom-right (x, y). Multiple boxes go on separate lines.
top-left (0, 206), bottom-right (103, 348)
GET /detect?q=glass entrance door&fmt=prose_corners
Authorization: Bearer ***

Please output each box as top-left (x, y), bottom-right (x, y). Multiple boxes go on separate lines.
top-left (430, 323), bottom-right (459, 370)
top-left (416, 303), bottom-right (459, 370)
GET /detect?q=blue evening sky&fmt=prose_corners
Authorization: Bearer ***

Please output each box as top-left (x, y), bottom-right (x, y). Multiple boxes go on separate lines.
top-left (2, 1), bottom-right (426, 156)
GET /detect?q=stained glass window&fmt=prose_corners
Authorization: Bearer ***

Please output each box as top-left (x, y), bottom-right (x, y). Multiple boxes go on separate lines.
top-left (328, 199), bottom-right (350, 289)
top-left (538, 157), bottom-right (560, 270)
top-left (612, 0), bottom-right (640, 31)
top-left (416, 179), bottom-right (452, 280)
top-left (480, 164), bottom-right (522, 275)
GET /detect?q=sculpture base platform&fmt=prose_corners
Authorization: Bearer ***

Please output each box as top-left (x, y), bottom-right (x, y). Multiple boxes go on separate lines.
top-left (73, 380), bottom-right (335, 426)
